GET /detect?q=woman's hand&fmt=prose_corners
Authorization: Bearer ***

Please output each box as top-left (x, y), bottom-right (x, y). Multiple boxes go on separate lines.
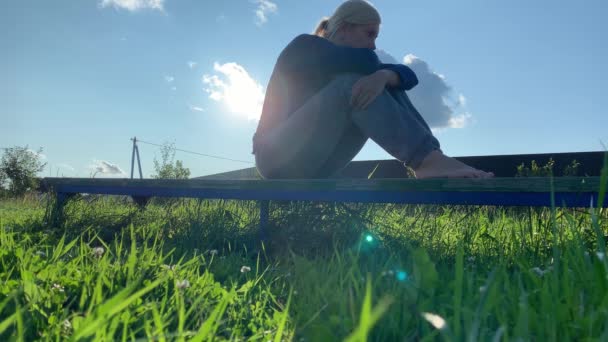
top-left (350, 70), bottom-right (393, 110)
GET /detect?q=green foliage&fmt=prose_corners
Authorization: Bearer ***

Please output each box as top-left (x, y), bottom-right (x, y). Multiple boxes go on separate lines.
top-left (1, 196), bottom-right (607, 340)
top-left (516, 158), bottom-right (582, 177)
top-left (516, 158), bottom-right (555, 177)
top-left (563, 159), bottom-right (581, 176)
top-left (0, 171), bottom-right (6, 198)
top-left (0, 146), bottom-right (46, 197)
top-left (152, 142), bottom-right (190, 179)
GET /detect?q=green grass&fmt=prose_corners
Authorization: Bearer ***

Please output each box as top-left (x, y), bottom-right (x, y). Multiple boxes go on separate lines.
top-left (0, 193), bottom-right (607, 341)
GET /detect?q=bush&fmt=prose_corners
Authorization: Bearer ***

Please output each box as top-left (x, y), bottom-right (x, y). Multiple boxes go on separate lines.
top-left (515, 158), bottom-right (581, 177)
top-left (151, 142), bottom-right (190, 179)
top-left (0, 146), bottom-right (47, 196)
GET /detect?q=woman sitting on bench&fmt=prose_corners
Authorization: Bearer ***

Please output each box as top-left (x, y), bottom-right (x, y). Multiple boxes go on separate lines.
top-left (252, 0), bottom-right (494, 179)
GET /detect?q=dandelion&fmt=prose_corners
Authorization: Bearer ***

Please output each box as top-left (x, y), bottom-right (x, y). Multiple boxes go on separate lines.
top-left (52, 283), bottom-right (65, 292)
top-left (241, 266), bottom-right (251, 273)
top-left (422, 312), bottom-right (447, 330)
top-left (479, 286), bottom-right (487, 293)
top-left (209, 249), bottom-right (218, 256)
top-left (161, 264), bottom-right (177, 271)
top-left (91, 247), bottom-right (105, 258)
top-left (177, 279), bottom-right (190, 289)
top-left (531, 266), bottom-right (552, 276)
top-left (62, 319), bottom-right (72, 333)
top-left (531, 267), bottom-right (544, 276)
top-left (596, 252), bottom-right (605, 261)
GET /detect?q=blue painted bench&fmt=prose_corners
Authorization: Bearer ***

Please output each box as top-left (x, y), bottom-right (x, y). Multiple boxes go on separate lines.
top-left (40, 176), bottom-right (607, 239)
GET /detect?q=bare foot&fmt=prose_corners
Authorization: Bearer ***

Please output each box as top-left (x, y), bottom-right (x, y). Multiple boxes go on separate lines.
top-left (413, 150), bottom-right (495, 179)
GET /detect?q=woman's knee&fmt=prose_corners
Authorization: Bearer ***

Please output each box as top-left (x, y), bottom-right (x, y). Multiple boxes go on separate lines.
top-left (321, 73), bottom-right (365, 103)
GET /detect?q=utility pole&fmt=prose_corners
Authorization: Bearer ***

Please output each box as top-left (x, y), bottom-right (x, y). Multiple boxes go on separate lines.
top-left (130, 137), bottom-right (143, 179)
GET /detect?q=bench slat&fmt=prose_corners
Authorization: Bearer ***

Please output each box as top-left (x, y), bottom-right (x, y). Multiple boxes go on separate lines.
top-left (40, 177), bottom-right (606, 208)
top-left (42, 177), bottom-right (603, 193)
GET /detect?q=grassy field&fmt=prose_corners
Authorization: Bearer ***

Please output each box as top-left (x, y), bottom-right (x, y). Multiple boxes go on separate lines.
top-left (0, 190), bottom-right (607, 341)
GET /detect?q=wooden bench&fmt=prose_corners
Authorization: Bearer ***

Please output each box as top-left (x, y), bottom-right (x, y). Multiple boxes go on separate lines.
top-left (40, 176), bottom-right (606, 239)
top-left (40, 151), bottom-right (607, 238)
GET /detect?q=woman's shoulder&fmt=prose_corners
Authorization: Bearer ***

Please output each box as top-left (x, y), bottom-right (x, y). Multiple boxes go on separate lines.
top-left (285, 34), bottom-right (328, 50)
top-left (280, 34), bottom-right (329, 60)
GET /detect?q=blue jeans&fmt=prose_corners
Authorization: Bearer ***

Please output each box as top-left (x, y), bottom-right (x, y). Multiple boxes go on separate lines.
top-left (254, 73), bottom-right (440, 179)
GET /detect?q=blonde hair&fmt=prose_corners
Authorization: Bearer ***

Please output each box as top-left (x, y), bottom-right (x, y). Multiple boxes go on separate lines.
top-left (314, 0), bottom-right (381, 39)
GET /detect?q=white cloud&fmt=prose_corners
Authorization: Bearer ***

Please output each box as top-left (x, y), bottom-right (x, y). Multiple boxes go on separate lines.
top-left (99, 0), bottom-right (164, 11)
top-left (458, 94), bottom-right (467, 106)
top-left (164, 75), bottom-right (174, 83)
top-left (447, 112), bottom-right (473, 129)
top-left (189, 105), bottom-right (205, 112)
top-left (187, 61), bottom-right (197, 69)
top-left (56, 163), bottom-right (75, 172)
top-left (376, 50), bottom-right (473, 129)
top-left (89, 160), bottom-right (125, 176)
top-left (253, 0), bottom-right (277, 26)
top-left (202, 62), bottom-right (265, 121)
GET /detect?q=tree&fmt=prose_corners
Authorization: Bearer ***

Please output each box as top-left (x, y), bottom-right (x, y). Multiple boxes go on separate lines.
top-left (0, 146), bottom-right (47, 196)
top-left (152, 142), bottom-right (190, 179)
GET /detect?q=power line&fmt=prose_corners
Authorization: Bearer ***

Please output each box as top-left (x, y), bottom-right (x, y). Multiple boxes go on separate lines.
top-left (136, 139), bottom-right (254, 165)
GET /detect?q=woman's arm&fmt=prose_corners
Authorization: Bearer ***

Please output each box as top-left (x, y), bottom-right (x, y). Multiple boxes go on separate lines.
top-left (279, 35), bottom-right (418, 91)
top-left (378, 64), bottom-right (419, 91)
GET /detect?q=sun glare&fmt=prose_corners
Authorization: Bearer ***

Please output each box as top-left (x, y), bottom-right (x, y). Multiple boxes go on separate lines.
top-left (203, 62), bottom-right (265, 121)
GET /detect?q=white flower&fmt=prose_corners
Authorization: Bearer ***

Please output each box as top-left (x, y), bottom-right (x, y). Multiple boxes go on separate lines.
top-left (52, 283), bottom-right (65, 292)
top-left (209, 249), bottom-right (218, 256)
top-left (479, 286), bottom-right (487, 293)
top-left (531, 267), bottom-right (544, 276)
top-left (62, 319), bottom-right (72, 332)
top-left (161, 264), bottom-right (177, 271)
top-left (177, 279), bottom-right (190, 289)
top-left (531, 266), bottom-right (553, 276)
top-left (596, 252), bottom-right (606, 261)
top-left (422, 312), bottom-right (447, 330)
top-left (241, 266), bottom-right (251, 273)
top-left (92, 247), bottom-right (105, 258)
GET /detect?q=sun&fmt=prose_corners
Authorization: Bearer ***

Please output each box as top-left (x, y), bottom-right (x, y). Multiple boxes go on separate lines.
top-left (203, 62), bottom-right (265, 121)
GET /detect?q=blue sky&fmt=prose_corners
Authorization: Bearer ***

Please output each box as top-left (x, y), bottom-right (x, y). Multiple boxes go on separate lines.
top-left (2, 0), bottom-right (607, 178)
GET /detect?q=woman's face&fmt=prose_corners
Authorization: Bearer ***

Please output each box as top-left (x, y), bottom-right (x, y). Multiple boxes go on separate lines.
top-left (336, 23), bottom-right (379, 50)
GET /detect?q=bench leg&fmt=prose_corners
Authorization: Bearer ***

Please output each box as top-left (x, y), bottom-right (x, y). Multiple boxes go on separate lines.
top-left (259, 200), bottom-right (269, 241)
top-left (49, 192), bottom-right (73, 226)
top-left (131, 196), bottom-right (150, 208)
